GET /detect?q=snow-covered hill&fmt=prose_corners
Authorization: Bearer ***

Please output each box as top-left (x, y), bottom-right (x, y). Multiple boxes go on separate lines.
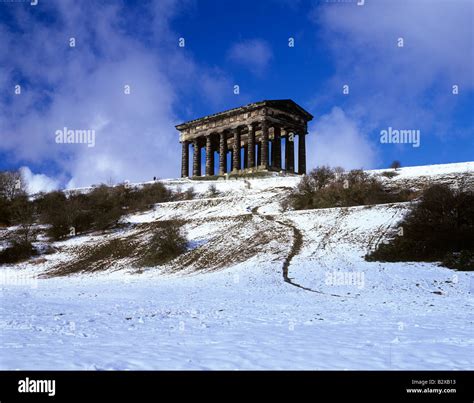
top-left (0, 162), bottom-right (473, 369)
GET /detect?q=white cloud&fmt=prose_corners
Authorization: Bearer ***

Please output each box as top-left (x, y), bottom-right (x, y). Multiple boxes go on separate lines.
top-left (307, 107), bottom-right (377, 170)
top-left (0, 0), bottom-right (235, 188)
top-left (311, 0), bottom-right (474, 135)
top-left (19, 167), bottom-right (60, 195)
top-left (227, 39), bottom-right (273, 75)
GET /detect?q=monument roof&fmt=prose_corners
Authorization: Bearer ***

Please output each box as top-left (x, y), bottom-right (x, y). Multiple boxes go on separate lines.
top-left (176, 99), bottom-right (313, 130)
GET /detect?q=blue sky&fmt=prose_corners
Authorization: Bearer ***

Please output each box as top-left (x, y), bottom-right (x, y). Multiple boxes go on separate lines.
top-left (0, 0), bottom-right (472, 191)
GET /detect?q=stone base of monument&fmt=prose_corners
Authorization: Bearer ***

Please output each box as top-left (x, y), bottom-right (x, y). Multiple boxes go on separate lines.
top-left (189, 166), bottom-right (300, 180)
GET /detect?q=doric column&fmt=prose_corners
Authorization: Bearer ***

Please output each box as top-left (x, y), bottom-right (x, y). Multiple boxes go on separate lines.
top-left (205, 135), bottom-right (214, 176)
top-left (298, 133), bottom-right (306, 175)
top-left (233, 127), bottom-right (241, 171)
top-left (247, 124), bottom-right (255, 168)
top-left (181, 141), bottom-right (189, 178)
top-left (270, 139), bottom-right (274, 167)
top-left (274, 127), bottom-right (282, 170)
top-left (285, 132), bottom-right (294, 173)
top-left (193, 139), bottom-right (201, 177)
top-left (219, 132), bottom-right (227, 175)
top-left (261, 120), bottom-right (269, 168)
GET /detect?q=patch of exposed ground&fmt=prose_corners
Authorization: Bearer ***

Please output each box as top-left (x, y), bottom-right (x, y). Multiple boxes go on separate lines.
top-left (42, 221), bottom-right (184, 277)
top-left (168, 214), bottom-right (291, 273)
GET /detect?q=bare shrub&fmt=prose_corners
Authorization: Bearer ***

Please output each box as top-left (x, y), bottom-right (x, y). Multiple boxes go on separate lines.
top-left (380, 171), bottom-right (399, 178)
top-left (207, 184), bottom-right (219, 198)
top-left (171, 186), bottom-right (196, 201)
top-left (0, 170), bottom-right (26, 201)
top-left (136, 221), bottom-right (188, 267)
top-left (36, 191), bottom-right (84, 240)
top-left (390, 160), bottom-right (402, 170)
top-left (0, 240), bottom-right (37, 264)
top-left (183, 187), bottom-right (196, 200)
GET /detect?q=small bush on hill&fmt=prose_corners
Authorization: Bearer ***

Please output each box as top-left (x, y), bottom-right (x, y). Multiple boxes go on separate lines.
top-left (36, 191), bottom-right (82, 240)
top-left (0, 240), bottom-right (37, 264)
top-left (207, 184), bottom-right (219, 198)
top-left (86, 185), bottom-right (124, 231)
top-left (442, 250), bottom-right (474, 271)
top-left (380, 171), bottom-right (399, 178)
top-left (173, 186), bottom-right (196, 201)
top-left (390, 160), bottom-right (402, 170)
top-left (136, 221), bottom-right (188, 267)
top-left (366, 184), bottom-right (474, 270)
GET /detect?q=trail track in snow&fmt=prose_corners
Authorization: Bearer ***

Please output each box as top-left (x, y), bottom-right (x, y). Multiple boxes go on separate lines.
top-left (251, 205), bottom-right (318, 292)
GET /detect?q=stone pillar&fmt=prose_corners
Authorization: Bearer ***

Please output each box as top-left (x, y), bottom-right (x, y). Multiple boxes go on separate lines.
top-left (247, 124), bottom-right (255, 168)
top-left (261, 120), bottom-right (269, 169)
top-left (219, 132), bottom-right (227, 175)
top-left (233, 127), bottom-right (241, 171)
top-left (270, 139), bottom-right (274, 168)
top-left (193, 139), bottom-right (201, 177)
top-left (181, 141), bottom-right (189, 178)
top-left (274, 127), bottom-right (282, 170)
top-left (205, 135), bottom-right (214, 176)
top-left (286, 133), bottom-right (294, 173)
top-left (298, 133), bottom-right (306, 175)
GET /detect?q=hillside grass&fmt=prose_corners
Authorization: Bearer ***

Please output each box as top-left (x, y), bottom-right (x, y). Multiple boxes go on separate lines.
top-left (43, 220), bottom-right (188, 277)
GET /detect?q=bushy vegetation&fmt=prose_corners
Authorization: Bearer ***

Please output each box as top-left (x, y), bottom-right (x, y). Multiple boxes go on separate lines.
top-left (366, 184), bottom-right (474, 271)
top-left (380, 170), bottom-right (399, 179)
top-left (35, 182), bottom-right (178, 240)
top-left (136, 221), bottom-right (188, 267)
top-left (0, 240), bottom-right (37, 264)
top-left (0, 170), bottom-right (27, 226)
top-left (207, 184), bottom-right (219, 198)
top-left (0, 171), bottom-right (40, 264)
top-left (284, 166), bottom-right (414, 210)
top-left (0, 169), bottom-right (192, 245)
top-left (390, 160), bottom-right (402, 170)
top-left (174, 186), bottom-right (196, 201)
